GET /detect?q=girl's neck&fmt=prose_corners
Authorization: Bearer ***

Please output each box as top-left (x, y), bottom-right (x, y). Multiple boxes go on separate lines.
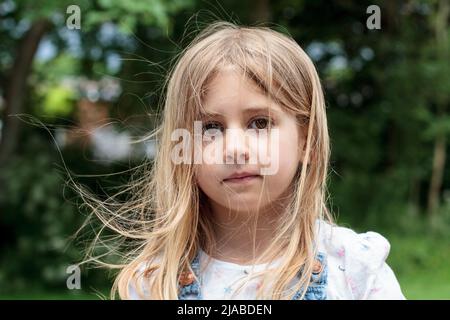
top-left (205, 197), bottom-right (288, 265)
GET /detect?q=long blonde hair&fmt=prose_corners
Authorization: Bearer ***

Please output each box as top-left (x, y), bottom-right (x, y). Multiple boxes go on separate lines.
top-left (78, 21), bottom-right (334, 300)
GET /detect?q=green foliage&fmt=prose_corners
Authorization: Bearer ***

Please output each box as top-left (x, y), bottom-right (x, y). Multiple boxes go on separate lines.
top-left (0, 133), bottom-right (111, 294)
top-left (33, 54), bottom-right (80, 117)
top-left (0, 134), bottom-right (73, 292)
top-left (12, 0), bottom-right (194, 33)
top-left (86, 0), bottom-right (194, 34)
top-left (387, 228), bottom-right (450, 299)
top-left (41, 85), bottom-right (76, 117)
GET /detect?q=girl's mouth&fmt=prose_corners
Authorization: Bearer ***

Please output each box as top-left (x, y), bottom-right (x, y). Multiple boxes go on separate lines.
top-left (223, 175), bottom-right (261, 184)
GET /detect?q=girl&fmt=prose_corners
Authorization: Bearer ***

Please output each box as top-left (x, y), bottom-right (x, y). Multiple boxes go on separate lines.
top-left (86, 21), bottom-right (405, 300)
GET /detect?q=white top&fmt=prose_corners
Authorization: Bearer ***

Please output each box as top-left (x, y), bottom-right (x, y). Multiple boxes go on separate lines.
top-left (129, 219), bottom-right (406, 300)
top-left (194, 247), bottom-right (286, 299)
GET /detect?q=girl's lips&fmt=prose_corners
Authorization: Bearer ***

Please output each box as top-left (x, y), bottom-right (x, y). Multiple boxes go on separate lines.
top-left (223, 175), bottom-right (261, 184)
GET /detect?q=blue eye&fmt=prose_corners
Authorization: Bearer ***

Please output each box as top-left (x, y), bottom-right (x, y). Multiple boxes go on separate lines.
top-left (248, 117), bottom-right (274, 130)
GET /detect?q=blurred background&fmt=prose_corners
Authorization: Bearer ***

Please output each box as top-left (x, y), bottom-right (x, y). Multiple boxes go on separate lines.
top-left (0, 0), bottom-right (449, 299)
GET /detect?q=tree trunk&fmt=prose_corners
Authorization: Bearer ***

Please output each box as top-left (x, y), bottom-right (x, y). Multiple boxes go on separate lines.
top-left (0, 19), bottom-right (52, 167)
top-left (426, 0), bottom-right (449, 216)
top-left (427, 129), bottom-right (446, 216)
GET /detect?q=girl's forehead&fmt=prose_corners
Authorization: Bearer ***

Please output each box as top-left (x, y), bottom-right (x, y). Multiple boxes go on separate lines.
top-left (204, 65), bottom-right (263, 94)
top-left (199, 68), bottom-right (284, 116)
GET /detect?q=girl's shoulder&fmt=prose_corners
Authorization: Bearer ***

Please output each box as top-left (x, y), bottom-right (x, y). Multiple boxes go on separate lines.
top-left (315, 219), bottom-right (390, 272)
top-left (315, 219), bottom-right (405, 299)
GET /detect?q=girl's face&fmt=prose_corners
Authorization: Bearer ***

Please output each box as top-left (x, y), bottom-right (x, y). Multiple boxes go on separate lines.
top-left (194, 66), bottom-right (307, 214)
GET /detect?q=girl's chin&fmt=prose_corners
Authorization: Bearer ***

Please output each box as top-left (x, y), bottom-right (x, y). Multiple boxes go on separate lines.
top-left (216, 200), bottom-right (269, 212)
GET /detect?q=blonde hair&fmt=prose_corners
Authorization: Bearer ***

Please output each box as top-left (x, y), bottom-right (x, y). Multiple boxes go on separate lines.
top-left (78, 21), bottom-right (334, 300)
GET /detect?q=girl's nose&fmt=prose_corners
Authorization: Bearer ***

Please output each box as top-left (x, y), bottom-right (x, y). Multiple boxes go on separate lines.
top-left (223, 128), bottom-right (250, 164)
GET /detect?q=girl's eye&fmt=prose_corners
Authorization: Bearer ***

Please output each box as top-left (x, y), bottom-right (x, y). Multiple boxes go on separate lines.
top-left (248, 117), bottom-right (273, 130)
top-left (202, 122), bottom-right (224, 135)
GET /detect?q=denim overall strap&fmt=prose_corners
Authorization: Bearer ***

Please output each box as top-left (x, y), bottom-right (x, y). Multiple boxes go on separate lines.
top-left (178, 251), bottom-right (328, 300)
top-left (178, 251), bottom-right (202, 300)
top-left (292, 252), bottom-right (328, 300)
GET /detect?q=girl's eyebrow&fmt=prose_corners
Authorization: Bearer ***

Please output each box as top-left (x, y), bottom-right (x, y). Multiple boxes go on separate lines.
top-left (199, 106), bottom-right (281, 118)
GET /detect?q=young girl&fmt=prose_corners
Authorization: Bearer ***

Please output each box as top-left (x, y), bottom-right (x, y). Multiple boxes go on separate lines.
top-left (89, 21), bottom-right (405, 300)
